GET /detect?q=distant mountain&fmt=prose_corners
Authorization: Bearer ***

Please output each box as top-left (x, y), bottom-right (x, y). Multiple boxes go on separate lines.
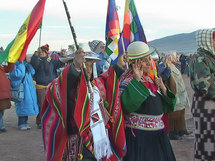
top-left (148, 31), bottom-right (197, 53)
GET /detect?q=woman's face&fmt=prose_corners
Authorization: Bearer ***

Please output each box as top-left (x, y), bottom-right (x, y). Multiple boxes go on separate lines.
top-left (140, 56), bottom-right (151, 74)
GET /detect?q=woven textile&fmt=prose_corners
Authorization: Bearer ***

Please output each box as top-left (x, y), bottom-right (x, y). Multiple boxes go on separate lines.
top-left (192, 95), bottom-right (215, 161)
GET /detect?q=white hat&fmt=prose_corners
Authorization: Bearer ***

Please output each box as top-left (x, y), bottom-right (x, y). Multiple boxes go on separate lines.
top-left (127, 41), bottom-right (156, 60)
top-left (59, 57), bottom-right (74, 63)
top-left (59, 43), bottom-right (101, 63)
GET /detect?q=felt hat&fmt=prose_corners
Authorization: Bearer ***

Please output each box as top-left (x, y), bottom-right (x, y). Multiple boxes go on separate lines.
top-left (41, 44), bottom-right (50, 54)
top-left (60, 43), bottom-right (101, 63)
top-left (127, 41), bottom-right (156, 60)
top-left (79, 43), bottom-right (101, 62)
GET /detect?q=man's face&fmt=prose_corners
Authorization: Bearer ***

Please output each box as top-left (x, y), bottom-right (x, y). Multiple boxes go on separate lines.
top-left (40, 51), bottom-right (48, 57)
top-left (85, 61), bottom-right (93, 77)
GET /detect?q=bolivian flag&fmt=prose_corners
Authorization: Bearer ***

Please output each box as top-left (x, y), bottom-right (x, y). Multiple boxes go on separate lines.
top-left (0, 0), bottom-right (46, 63)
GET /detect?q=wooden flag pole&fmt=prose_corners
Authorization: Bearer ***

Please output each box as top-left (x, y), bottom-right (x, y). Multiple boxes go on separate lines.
top-left (62, 0), bottom-right (93, 93)
top-left (121, 34), bottom-right (129, 69)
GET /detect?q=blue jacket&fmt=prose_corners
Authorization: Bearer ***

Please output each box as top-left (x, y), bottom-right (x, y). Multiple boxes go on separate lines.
top-left (9, 61), bottom-right (39, 116)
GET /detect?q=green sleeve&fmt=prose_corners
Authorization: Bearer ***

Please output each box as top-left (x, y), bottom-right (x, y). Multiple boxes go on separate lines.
top-left (121, 78), bottom-right (150, 113)
top-left (161, 88), bottom-right (177, 113)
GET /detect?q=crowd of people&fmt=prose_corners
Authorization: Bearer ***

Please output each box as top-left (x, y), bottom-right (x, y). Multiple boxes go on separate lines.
top-left (0, 28), bottom-right (215, 161)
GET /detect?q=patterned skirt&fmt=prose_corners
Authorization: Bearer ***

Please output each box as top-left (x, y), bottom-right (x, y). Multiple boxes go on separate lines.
top-left (192, 95), bottom-right (215, 161)
top-left (123, 113), bottom-right (176, 161)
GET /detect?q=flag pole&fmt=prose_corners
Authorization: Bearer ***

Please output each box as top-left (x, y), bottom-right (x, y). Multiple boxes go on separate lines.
top-left (39, 26), bottom-right (42, 48)
top-left (150, 55), bottom-right (158, 79)
top-left (120, 34), bottom-right (129, 69)
top-left (62, 0), bottom-right (93, 93)
top-left (117, 5), bottom-right (129, 69)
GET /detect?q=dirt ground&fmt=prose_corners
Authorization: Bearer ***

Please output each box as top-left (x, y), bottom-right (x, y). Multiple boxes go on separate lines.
top-left (0, 75), bottom-right (194, 161)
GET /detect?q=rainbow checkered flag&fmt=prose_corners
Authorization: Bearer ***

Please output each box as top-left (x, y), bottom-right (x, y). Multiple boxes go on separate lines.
top-left (0, 0), bottom-right (46, 63)
top-left (122, 0), bottom-right (147, 48)
top-left (118, 0), bottom-right (157, 79)
top-left (105, 0), bottom-right (121, 61)
top-left (111, 0), bottom-right (147, 64)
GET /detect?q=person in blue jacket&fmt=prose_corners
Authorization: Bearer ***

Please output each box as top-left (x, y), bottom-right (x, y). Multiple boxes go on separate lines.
top-left (10, 60), bottom-right (39, 130)
top-left (30, 44), bottom-right (65, 128)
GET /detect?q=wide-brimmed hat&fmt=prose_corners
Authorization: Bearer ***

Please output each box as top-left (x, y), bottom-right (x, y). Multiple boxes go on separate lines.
top-left (127, 41), bottom-right (156, 60)
top-left (59, 56), bottom-right (74, 63)
top-left (59, 43), bottom-right (101, 63)
top-left (41, 44), bottom-right (50, 54)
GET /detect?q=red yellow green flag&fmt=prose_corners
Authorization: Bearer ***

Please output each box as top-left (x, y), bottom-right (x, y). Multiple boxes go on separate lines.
top-left (0, 0), bottom-right (46, 63)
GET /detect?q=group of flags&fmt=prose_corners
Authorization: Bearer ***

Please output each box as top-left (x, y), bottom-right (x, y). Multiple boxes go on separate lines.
top-left (105, 0), bottom-right (157, 79)
top-left (0, 0), bottom-right (148, 66)
top-left (105, 0), bottom-right (148, 64)
top-left (0, 0), bottom-right (155, 159)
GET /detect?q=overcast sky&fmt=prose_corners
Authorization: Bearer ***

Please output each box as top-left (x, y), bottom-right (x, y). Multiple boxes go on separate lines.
top-left (0, 0), bottom-right (214, 53)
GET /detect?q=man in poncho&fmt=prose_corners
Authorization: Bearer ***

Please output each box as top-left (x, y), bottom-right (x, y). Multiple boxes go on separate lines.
top-left (41, 43), bottom-right (126, 161)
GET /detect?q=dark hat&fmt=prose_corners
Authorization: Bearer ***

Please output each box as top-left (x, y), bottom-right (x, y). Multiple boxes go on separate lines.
top-left (157, 62), bottom-right (171, 81)
top-left (41, 44), bottom-right (50, 54)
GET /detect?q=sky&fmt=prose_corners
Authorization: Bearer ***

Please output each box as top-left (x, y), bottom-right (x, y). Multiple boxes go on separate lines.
top-left (0, 0), bottom-right (214, 54)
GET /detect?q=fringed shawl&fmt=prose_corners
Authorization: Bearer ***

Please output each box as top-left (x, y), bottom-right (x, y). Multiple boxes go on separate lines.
top-left (93, 66), bottom-right (127, 160)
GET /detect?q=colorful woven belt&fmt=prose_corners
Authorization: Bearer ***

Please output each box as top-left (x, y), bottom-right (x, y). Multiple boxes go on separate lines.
top-left (125, 113), bottom-right (164, 131)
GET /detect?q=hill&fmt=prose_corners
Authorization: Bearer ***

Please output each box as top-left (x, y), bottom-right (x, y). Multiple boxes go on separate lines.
top-left (148, 31), bottom-right (197, 54)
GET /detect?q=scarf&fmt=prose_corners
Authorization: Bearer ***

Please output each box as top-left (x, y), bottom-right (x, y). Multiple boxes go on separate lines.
top-left (90, 86), bottom-right (112, 160)
top-left (93, 66), bottom-right (127, 160)
top-left (196, 29), bottom-right (215, 55)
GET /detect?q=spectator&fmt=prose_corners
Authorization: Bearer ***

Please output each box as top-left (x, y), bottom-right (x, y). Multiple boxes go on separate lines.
top-left (30, 44), bottom-right (65, 128)
top-left (0, 62), bottom-right (14, 133)
top-left (59, 49), bottom-right (67, 58)
top-left (50, 51), bottom-right (60, 60)
top-left (10, 59), bottom-right (39, 130)
top-left (88, 40), bottom-right (111, 75)
top-left (189, 28), bottom-right (215, 161)
top-left (166, 52), bottom-right (190, 140)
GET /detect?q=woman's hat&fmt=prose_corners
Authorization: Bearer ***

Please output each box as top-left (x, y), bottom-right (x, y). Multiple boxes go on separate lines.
top-left (41, 44), bottom-right (50, 54)
top-left (127, 41), bottom-right (156, 60)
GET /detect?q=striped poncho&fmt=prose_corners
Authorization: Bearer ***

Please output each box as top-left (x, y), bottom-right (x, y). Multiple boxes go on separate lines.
top-left (41, 65), bottom-right (126, 161)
